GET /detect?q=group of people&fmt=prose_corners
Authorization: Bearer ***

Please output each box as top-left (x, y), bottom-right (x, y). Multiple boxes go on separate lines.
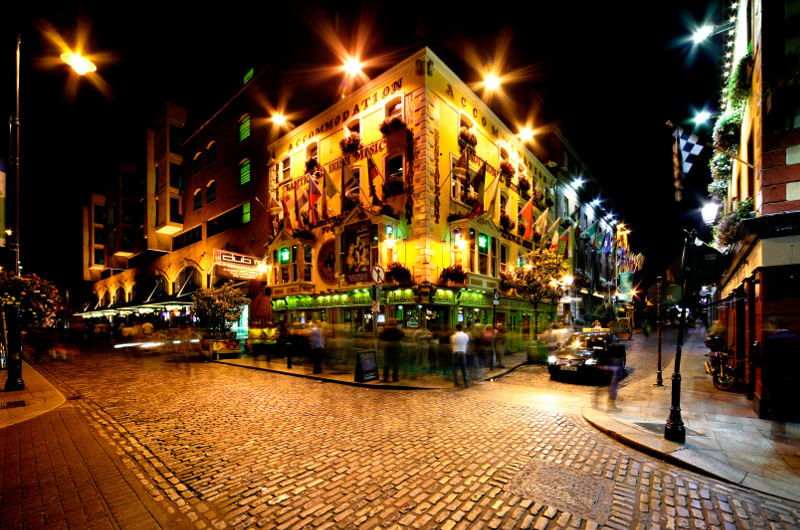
top-left (449, 322), bottom-right (507, 387)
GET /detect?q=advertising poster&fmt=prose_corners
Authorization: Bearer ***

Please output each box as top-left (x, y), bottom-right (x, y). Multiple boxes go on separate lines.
top-left (618, 272), bottom-right (633, 302)
top-left (343, 221), bottom-right (372, 283)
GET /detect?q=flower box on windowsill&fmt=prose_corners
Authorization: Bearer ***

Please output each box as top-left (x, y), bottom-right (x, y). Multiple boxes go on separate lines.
top-left (339, 133), bottom-right (362, 155)
top-left (499, 214), bottom-right (515, 232)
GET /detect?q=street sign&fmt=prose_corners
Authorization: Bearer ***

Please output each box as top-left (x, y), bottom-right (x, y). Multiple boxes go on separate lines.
top-left (493, 288), bottom-right (500, 305)
top-left (371, 265), bottom-right (385, 284)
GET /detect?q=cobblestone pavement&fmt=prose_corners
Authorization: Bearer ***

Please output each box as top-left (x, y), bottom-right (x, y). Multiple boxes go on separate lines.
top-left (19, 344), bottom-right (800, 529)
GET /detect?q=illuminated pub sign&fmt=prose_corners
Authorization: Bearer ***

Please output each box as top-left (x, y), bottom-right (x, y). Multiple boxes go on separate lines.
top-left (214, 249), bottom-right (265, 280)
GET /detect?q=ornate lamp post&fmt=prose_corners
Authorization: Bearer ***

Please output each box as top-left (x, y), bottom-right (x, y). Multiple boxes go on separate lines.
top-left (655, 275), bottom-right (664, 387)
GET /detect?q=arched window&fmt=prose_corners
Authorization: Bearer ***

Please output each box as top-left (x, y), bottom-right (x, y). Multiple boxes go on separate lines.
top-left (193, 189), bottom-right (202, 211)
top-left (114, 286), bottom-right (126, 305)
top-left (239, 159), bottom-right (251, 185)
top-left (238, 114), bottom-right (251, 141)
top-left (206, 141), bottom-right (216, 164)
top-left (192, 152), bottom-right (203, 174)
top-left (206, 180), bottom-right (216, 203)
top-left (176, 266), bottom-right (201, 296)
top-left (384, 95), bottom-right (403, 121)
top-left (345, 117), bottom-right (360, 137)
top-left (306, 142), bottom-right (319, 167)
top-left (499, 191), bottom-right (508, 216)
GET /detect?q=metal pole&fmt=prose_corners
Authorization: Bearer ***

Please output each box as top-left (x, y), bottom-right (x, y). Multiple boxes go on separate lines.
top-left (664, 230), bottom-right (694, 443)
top-left (5, 34), bottom-right (25, 391)
top-left (655, 275), bottom-right (664, 386)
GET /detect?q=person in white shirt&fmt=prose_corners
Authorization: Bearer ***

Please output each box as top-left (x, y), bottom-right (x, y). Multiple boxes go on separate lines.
top-left (450, 324), bottom-right (470, 387)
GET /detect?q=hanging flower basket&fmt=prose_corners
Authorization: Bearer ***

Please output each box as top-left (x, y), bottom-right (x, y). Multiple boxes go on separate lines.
top-left (458, 127), bottom-right (477, 152)
top-left (385, 262), bottom-right (412, 285)
top-left (379, 117), bottom-right (408, 136)
top-left (439, 264), bottom-right (467, 286)
top-left (339, 133), bottom-right (362, 154)
top-left (499, 161), bottom-right (515, 181)
top-left (500, 213), bottom-right (515, 232)
top-left (518, 177), bottom-right (531, 197)
top-left (532, 189), bottom-right (544, 202)
top-left (713, 103), bottom-right (744, 152)
top-left (517, 223), bottom-right (526, 236)
top-left (305, 158), bottom-right (319, 174)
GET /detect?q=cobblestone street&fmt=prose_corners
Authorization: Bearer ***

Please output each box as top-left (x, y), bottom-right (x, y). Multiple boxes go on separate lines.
top-left (6, 339), bottom-right (800, 529)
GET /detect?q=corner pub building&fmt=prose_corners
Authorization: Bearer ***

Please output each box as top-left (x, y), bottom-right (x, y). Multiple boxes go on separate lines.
top-left (84, 48), bottom-right (575, 349)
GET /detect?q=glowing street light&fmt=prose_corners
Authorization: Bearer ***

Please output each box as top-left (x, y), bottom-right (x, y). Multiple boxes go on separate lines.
top-left (60, 51), bottom-right (96, 75)
top-left (692, 25), bottom-right (714, 44)
top-left (484, 72), bottom-right (501, 91)
top-left (701, 201), bottom-right (721, 225)
top-left (693, 110), bottom-right (712, 125)
top-left (343, 57), bottom-right (363, 76)
top-left (271, 113), bottom-right (287, 127)
top-left (518, 126), bottom-right (535, 143)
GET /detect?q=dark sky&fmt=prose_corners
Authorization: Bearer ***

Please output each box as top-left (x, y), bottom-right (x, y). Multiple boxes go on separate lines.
top-left (3, 1), bottom-right (727, 295)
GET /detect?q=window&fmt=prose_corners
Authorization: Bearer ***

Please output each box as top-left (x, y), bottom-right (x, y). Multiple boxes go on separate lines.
top-left (459, 113), bottom-right (474, 131)
top-left (192, 152), bottom-right (203, 174)
top-left (291, 245), bottom-right (298, 282)
top-left (94, 248), bottom-right (105, 266)
top-left (169, 124), bottom-right (182, 155)
top-left (500, 244), bottom-right (508, 273)
top-left (499, 192), bottom-right (508, 216)
top-left (491, 237), bottom-right (497, 277)
top-left (345, 117), bottom-right (360, 136)
top-left (386, 154), bottom-right (403, 179)
top-left (469, 228), bottom-right (476, 272)
top-left (93, 226), bottom-right (104, 246)
top-left (93, 204), bottom-right (107, 224)
top-left (303, 244), bottom-right (312, 282)
top-left (206, 180), bottom-right (216, 203)
top-left (453, 229), bottom-right (463, 267)
top-left (281, 156), bottom-right (291, 181)
top-left (451, 154), bottom-right (467, 200)
top-left (206, 141), bottom-right (216, 164)
top-left (173, 225), bottom-right (202, 251)
top-left (169, 162), bottom-right (182, 190)
top-left (384, 96), bottom-right (403, 120)
top-left (207, 202), bottom-right (249, 237)
top-left (240, 159), bottom-right (251, 185)
top-left (170, 197), bottom-right (182, 223)
top-left (239, 114), bottom-right (251, 141)
top-left (500, 147), bottom-right (509, 163)
top-left (478, 232), bottom-right (488, 275)
top-left (306, 142), bottom-right (318, 166)
top-left (193, 189), bottom-right (202, 211)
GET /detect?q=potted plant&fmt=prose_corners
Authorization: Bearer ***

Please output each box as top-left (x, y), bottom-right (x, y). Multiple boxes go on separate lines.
top-left (439, 264), bottom-right (467, 286)
top-left (499, 161), bottom-right (515, 183)
top-left (499, 213), bottom-right (515, 232)
top-left (517, 176), bottom-right (531, 198)
top-left (339, 133), bottom-right (362, 155)
top-left (305, 158), bottom-right (319, 174)
top-left (712, 103), bottom-right (744, 152)
top-left (193, 281), bottom-right (250, 359)
top-left (385, 262), bottom-right (412, 285)
top-left (458, 127), bottom-right (477, 153)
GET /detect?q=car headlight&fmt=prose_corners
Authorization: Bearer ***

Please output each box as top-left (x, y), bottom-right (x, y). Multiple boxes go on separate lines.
top-left (547, 355), bottom-right (557, 364)
top-left (585, 358), bottom-right (598, 365)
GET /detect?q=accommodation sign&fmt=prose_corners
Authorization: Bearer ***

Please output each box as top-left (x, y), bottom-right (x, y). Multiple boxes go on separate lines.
top-left (214, 249), bottom-right (265, 280)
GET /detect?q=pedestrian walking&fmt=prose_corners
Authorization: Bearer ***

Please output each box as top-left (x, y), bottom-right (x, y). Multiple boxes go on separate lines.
top-left (310, 321), bottom-right (325, 374)
top-left (484, 324), bottom-right (495, 370)
top-left (450, 323), bottom-right (470, 387)
top-left (277, 321), bottom-right (291, 368)
top-left (493, 323), bottom-right (506, 369)
top-left (380, 319), bottom-right (404, 382)
top-left (428, 324), bottom-right (440, 372)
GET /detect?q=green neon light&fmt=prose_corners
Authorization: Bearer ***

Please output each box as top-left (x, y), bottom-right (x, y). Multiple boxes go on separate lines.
top-left (478, 233), bottom-right (488, 250)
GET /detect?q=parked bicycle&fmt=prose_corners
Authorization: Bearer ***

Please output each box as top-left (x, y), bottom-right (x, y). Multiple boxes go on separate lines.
top-left (703, 335), bottom-right (739, 390)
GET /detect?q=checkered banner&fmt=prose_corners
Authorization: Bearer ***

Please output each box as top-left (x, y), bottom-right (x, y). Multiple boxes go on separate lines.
top-left (674, 129), bottom-right (703, 175)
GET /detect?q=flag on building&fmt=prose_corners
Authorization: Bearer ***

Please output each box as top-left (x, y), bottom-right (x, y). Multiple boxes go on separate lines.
top-left (281, 190), bottom-right (294, 231)
top-left (520, 198), bottom-right (534, 240)
top-left (547, 217), bottom-right (561, 235)
top-left (453, 151), bottom-right (468, 199)
top-left (308, 175), bottom-right (322, 226)
top-left (583, 221), bottom-right (597, 242)
top-left (672, 128), bottom-right (703, 201)
top-left (603, 232), bottom-right (611, 254)
top-left (549, 229), bottom-right (559, 251)
top-left (533, 207), bottom-right (549, 236)
top-left (367, 155), bottom-right (384, 206)
top-left (467, 162), bottom-right (488, 218)
top-left (560, 227), bottom-right (571, 259)
top-left (320, 165), bottom-right (338, 199)
top-left (484, 173), bottom-right (500, 216)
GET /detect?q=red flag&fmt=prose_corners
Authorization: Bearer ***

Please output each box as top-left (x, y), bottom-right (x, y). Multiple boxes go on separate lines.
top-left (281, 191), bottom-right (294, 231)
top-left (308, 175), bottom-right (322, 225)
top-left (520, 198), bottom-right (534, 240)
top-left (467, 162), bottom-right (487, 218)
top-left (549, 229), bottom-right (559, 251)
top-left (560, 227), bottom-right (571, 259)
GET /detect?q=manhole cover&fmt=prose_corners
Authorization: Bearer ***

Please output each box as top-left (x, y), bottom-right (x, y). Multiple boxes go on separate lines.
top-left (634, 422), bottom-right (706, 437)
top-left (0, 400), bottom-right (26, 409)
top-left (506, 460), bottom-right (613, 523)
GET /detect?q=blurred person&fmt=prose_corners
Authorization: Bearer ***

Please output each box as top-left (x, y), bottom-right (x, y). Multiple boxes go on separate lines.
top-left (310, 320), bottom-right (325, 374)
top-left (493, 323), bottom-right (506, 369)
top-left (414, 326), bottom-right (432, 371)
top-left (484, 324), bottom-right (495, 370)
top-left (428, 324), bottom-right (440, 372)
top-left (450, 323), bottom-right (470, 387)
top-left (380, 319), bottom-right (404, 382)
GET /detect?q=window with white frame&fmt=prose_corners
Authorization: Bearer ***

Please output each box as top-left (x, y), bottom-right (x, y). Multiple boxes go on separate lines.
top-left (345, 117), bottom-right (360, 137)
top-left (281, 156), bottom-right (291, 181)
top-left (384, 95), bottom-right (403, 121)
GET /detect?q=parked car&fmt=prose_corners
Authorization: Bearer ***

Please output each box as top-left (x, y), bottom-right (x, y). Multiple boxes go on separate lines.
top-left (547, 330), bottom-right (626, 380)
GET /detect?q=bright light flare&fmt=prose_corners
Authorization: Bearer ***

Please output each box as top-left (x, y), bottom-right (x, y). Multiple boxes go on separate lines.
top-left (483, 72), bottom-right (501, 91)
top-left (692, 25), bottom-right (714, 44)
top-left (272, 113), bottom-right (287, 126)
top-left (60, 52), bottom-right (96, 75)
top-left (518, 126), bottom-right (536, 143)
top-left (343, 57), bottom-right (363, 76)
top-left (37, 19), bottom-right (114, 99)
top-left (694, 110), bottom-right (712, 125)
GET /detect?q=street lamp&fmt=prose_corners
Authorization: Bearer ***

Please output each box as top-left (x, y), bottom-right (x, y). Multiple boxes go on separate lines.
top-left (701, 201), bottom-right (721, 225)
top-left (693, 110), bottom-right (712, 126)
top-left (60, 51), bottom-right (97, 75)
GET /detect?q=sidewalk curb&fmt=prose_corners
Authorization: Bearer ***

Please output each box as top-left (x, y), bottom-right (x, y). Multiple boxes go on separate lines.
top-left (582, 407), bottom-right (800, 503)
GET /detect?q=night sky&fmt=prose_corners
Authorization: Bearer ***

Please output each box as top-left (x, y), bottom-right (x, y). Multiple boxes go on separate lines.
top-left (3, 1), bottom-right (728, 298)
